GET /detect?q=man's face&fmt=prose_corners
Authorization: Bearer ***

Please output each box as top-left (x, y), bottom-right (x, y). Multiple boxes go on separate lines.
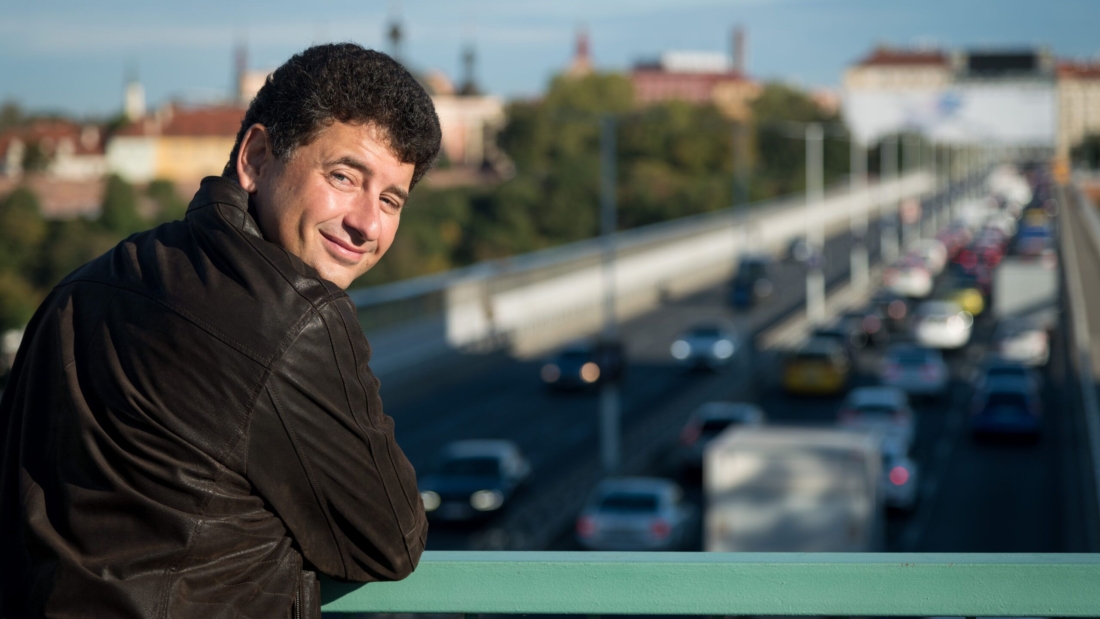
top-left (248, 121), bottom-right (415, 289)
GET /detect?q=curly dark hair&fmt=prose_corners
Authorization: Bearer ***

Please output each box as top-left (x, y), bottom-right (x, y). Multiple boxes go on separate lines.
top-left (223, 43), bottom-right (441, 189)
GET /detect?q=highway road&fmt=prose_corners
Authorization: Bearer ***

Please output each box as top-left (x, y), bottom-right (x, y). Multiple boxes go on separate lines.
top-left (379, 180), bottom-right (1095, 553)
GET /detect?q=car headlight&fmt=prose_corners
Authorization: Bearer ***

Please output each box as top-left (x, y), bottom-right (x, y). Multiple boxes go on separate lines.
top-left (470, 489), bottom-right (504, 511)
top-left (670, 340), bottom-right (691, 360)
top-left (712, 339), bottom-right (734, 359)
top-left (541, 363), bottom-right (561, 383)
top-left (580, 361), bottom-right (601, 383)
top-left (421, 490), bottom-right (440, 512)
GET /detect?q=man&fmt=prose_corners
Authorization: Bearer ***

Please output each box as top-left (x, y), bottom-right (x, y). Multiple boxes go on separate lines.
top-left (0, 44), bottom-right (440, 618)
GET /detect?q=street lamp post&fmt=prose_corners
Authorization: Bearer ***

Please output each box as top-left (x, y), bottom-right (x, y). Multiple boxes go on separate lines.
top-left (805, 123), bottom-right (826, 325)
top-left (598, 114), bottom-right (620, 475)
top-left (880, 135), bottom-right (899, 264)
top-left (850, 135), bottom-right (869, 292)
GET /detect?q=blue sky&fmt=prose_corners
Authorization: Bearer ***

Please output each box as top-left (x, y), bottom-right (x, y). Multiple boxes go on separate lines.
top-left (2, 0), bottom-right (1098, 118)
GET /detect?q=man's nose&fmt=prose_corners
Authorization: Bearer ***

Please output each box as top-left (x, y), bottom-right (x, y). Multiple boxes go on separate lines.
top-left (344, 196), bottom-right (382, 243)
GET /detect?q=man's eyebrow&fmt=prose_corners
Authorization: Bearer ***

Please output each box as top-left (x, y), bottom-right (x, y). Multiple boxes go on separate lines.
top-left (327, 156), bottom-right (409, 202)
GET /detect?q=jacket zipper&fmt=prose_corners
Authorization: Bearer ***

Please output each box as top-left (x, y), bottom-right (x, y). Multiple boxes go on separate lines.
top-left (294, 588), bottom-right (301, 619)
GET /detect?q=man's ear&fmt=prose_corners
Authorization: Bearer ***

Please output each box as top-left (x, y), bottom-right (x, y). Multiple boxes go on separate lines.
top-left (236, 124), bottom-right (272, 194)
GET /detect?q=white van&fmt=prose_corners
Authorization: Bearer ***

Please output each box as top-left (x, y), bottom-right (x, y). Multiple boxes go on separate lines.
top-left (704, 426), bottom-right (884, 552)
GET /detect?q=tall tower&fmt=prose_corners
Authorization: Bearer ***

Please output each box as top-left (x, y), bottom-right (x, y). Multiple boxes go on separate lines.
top-left (565, 27), bottom-right (592, 78)
top-left (387, 16), bottom-right (404, 63)
top-left (459, 42), bottom-right (479, 95)
top-left (124, 65), bottom-right (146, 122)
top-left (731, 26), bottom-right (747, 76)
top-left (234, 41), bottom-right (248, 104)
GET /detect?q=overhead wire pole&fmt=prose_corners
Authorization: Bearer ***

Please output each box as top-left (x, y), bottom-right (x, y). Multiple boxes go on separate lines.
top-left (850, 134), bottom-right (869, 292)
top-left (902, 133), bottom-right (917, 250)
top-left (880, 134), bottom-right (900, 264)
top-left (598, 114), bottom-right (620, 475)
top-left (805, 123), bottom-right (826, 325)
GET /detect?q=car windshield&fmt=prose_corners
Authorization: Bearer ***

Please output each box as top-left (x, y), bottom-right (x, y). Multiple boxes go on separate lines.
top-left (892, 348), bottom-right (929, 365)
top-left (442, 456), bottom-right (500, 477)
top-left (984, 392), bottom-right (1029, 410)
top-left (691, 327), bottom-right (722, 338)
top-left (700, 418), bottom-right (736, 435)
top-left (559, 350), bottom-right (591, 363)
top-left (598, 492), bottom-right (659, 514)
top-left (987, 367), bottom-right (1027, 380)
top-left (855, 404), bottom-right (898, 418)
top-left (736, 261), bottom-right (767, 280)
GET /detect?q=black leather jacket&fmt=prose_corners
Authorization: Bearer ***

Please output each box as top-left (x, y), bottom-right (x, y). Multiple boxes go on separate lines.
top-left (0, 176), bottom-right (427, 618)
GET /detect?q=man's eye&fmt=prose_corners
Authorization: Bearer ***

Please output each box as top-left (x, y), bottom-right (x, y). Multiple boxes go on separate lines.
top-left (332, 172), bottom-right (351, 183)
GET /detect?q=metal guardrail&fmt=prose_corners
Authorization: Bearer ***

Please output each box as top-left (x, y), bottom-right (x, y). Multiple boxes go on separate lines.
top-left (320, 551), bottom-right (1100, 616)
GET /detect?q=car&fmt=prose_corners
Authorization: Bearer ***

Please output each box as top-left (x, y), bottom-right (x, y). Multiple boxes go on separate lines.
top-left (884, 255), bottom-right (933, 298)
top-left (670, 324), bottom-right (740, 370)
top-left (912, 300), bottom-right (973, 350)
top-left (838, 386), bottom-right (915, 451)
top-left (785, 236), bottom-right (812, 262)
top-left (541, 340), bottom-right (624, 390)
top-left (840, 307), bottom-right (889, 347)
top-left (972, 355), bottom-right (1041, 395)
top-left (880, 343), bottom-right (949, 398)
top-left (576, 478), bottom-right (694, 551)
top-left (730, 255), bottom-right (775, 309)
top-left (912, 239), bottom-right (949, 275)
top-left (812, 316), bottom-right (870, 355)
top-left (871, 289), bottom-right (912, 332)
top-left (943, 271), bottom-right (987, 316)
top-left (678, 401), bottom-right (766, 469)
top-left (419, 440), bottom-right (531, 522)
top-left (880, 438), bottom-right (920, 512)
top-left (782, 337), bottom-right (851, 396)
top-left (970, 381), bottom-right (1042, 438)
top-left (993, 318), bottom-right (1050, 367)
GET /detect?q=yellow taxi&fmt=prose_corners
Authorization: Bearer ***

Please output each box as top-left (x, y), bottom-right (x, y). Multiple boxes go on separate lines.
top-left (782, 337), bottom-right (851, 396)
top-left (948, 287), bottom-right (985, 316)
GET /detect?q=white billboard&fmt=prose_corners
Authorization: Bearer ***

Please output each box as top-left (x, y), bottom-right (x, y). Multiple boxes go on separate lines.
top-left (843, 81), bottom-right (1057, 147)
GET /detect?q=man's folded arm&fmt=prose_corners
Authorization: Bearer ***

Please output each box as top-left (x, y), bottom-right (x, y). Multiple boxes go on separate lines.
top-left (246, 298), bottom-right (427, 582)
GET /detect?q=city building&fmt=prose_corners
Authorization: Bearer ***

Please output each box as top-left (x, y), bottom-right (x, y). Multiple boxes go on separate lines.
top-left (629, 27), bottom-right (761, 121)
top-left (106, 104), bottom-right (244, 184)
top-left (843, 45), bottom-right (1071, 155)
top-left (1057, 60), bottom-right (1100, 160)
top-left (843, 46), bottom-right (953, 92)
top-left (0, 119), bottom-right (107, 181)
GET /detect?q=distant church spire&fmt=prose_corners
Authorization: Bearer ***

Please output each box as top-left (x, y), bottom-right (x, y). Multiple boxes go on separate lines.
top-left (387, 3), bottom-right (404, 64)
top-left (459, 41), bottom-right (479, 95)
top-left (124, 62), bottom-right (145, 121)
top-left (566, 27), bottom-right (593, 78)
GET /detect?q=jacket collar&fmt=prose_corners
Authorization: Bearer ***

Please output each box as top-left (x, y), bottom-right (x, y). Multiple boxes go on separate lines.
top-left (188, 176), bottom-right (263, 239)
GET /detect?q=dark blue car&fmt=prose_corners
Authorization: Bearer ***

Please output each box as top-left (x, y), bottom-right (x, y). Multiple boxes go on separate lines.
top-left (970, 381), bottom-right (1042, 437)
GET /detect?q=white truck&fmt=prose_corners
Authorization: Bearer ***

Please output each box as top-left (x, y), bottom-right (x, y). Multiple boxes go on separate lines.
top-left (704, 426), bottom-right (884, 552)
top-left (993, 255), bottom-right (1059, 331)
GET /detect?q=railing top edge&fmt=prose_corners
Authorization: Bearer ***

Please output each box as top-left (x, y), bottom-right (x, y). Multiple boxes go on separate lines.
top-left (414, 550), bottom-right (1100, 565)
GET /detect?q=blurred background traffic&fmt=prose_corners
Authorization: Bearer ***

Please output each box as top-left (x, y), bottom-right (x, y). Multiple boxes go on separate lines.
top-left (3, 0), bottom-right (1100, 554)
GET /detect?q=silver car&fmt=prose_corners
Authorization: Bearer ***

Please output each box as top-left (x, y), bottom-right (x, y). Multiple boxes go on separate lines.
top-left (576, 478), bottom-right (693, 551)
top-left (670, 325), bottom-right (740, 370)
top-left (880, 343), bottom-right (949, 398)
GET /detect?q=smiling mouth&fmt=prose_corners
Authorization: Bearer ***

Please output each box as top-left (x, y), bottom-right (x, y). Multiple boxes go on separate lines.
top-left (320, 232), bottom-right (368, 265)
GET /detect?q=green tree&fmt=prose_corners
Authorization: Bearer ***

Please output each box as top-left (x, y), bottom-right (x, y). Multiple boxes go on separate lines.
top-left (1072, 134), bottom-right (1100, 170)
top-left (98, 174), bottom-right (146, 236)
top-left (147, 179), bottom-right (188, 224)
top-left (0, 101), bottom-right (21, 132)
top-left (0, 187), bottom-right (48, 273)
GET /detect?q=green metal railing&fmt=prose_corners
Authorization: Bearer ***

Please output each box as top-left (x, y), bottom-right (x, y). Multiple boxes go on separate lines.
top-left (321, 551), bottom-right (1100, 616)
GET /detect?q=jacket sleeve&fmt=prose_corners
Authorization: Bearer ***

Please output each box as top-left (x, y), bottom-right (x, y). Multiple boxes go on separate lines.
top-left (245, 296), bottom-right (427, 582)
